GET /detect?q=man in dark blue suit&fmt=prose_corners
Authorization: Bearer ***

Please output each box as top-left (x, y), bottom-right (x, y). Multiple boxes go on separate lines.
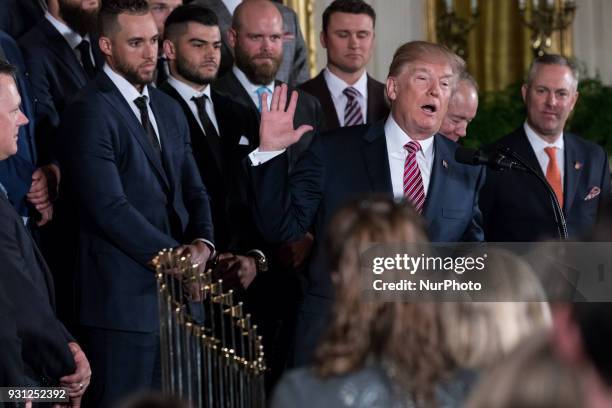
top-left (480, 54), bottom-right (610, 241)
top-left (59, 1), bottom-right (215, 406)
top-left (248, 41), bottom-right (484, 365)
top-left (19, 0), bottom-right (103, 163)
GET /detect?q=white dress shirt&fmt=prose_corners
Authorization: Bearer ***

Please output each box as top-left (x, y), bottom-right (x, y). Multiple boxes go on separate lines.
top-left (232, 66), bottom-right (275, 111)
top-left (385, 115), bottom-right (435, 198)
top-left (104, 64), bottom-right (161, 145)
top-left (45, 12), bottom-right (95, 68)
top-left (222, 0), bottom-right (242, 15)
top-left (166, 75), bottom-right (220, 135)
top-left (524, 122), bottom-right (565, 185)
top-left (323, 68), bottom-right (368, 126)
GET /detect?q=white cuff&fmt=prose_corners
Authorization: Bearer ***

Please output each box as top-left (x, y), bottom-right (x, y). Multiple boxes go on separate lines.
top-left (248, 147), bottom-right (286, 166)
top-left (191, 238), bottom-right (216, 259)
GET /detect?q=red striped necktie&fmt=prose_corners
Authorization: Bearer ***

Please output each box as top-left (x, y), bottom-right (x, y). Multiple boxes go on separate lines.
top-left (403, 141), bottom-right (425, 213)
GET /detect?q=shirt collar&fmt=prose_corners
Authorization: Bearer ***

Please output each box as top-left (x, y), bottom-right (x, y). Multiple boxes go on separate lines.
top-left (232, 65), bottom-right (275, 96)
top-left (222, 0), bottom-right (242, 15)
top-left (524, 121), bottom-right (564, 152)
top-left (323, 68), bottom-right (368, 99)
top-left (167, 75), bottom-right (211, 105)
top-left (384, 114), bottom-right (435, 156)
top-left (45, 11), bottom-right (88, 50)
top-left (104, 63), bottom-right (150, 104)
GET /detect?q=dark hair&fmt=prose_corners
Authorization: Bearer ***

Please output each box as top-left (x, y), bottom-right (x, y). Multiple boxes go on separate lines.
top-left (164, 4), bottom-right (219, 41)
top-left (525, 54), bottom-right (579, 89)
top-left (98, 0), bottom-right (150, 37)
top-left (0, 59), bottom-right (17, 80)
top-left (322, 0), bottom-right (376, 32)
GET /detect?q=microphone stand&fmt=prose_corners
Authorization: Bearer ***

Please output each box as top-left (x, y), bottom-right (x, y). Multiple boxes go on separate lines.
top-left (499, 147), bottom-right (569, 240)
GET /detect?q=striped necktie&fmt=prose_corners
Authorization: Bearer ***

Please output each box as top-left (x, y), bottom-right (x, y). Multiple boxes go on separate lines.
top-left (343, 86), bottom-right (364, 126)
top-left (403, 141), bottom-right (425, 213)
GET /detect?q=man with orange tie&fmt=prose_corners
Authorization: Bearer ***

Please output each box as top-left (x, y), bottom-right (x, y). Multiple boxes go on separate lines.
top-left (480, 54), bottom-right (610, 241)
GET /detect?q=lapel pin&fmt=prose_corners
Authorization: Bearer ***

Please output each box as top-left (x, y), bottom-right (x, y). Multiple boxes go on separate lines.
top-left (442, 160), bottom-right (448, 169)
top-left (574, 161), bottom-right (582, 170)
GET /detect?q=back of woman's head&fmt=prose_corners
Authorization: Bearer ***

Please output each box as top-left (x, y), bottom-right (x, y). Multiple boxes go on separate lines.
top-left (466, 333), bottom-right (584, 408)
top-left (441, 249), bottom-right (551, 369)
top-left (315, 196), bottom-right (446, 405)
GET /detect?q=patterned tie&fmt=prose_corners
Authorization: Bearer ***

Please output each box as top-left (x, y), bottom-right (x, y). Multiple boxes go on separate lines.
top-left (544, 146), bottom-right (563, 208)
top-left (403, 141), bottom-right (425, 213)
top-left (255, 86), bottom-right (272, 112)
top-left (76, 39), bottom-right (96, 79)
top-left (343, 86), bottom-right (364, 127)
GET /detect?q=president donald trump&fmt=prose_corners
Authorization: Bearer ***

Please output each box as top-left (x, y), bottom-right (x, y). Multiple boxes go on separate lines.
top-left (248, 41), bottom-right (484, 365)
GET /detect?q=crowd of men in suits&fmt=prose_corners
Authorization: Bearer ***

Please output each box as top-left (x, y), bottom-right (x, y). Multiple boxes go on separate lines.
top-left (0, 0), bottom-right (610, 406)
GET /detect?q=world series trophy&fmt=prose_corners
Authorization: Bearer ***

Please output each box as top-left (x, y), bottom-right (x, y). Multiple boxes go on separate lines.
top-left (152, 249), bottom-right (266, 408)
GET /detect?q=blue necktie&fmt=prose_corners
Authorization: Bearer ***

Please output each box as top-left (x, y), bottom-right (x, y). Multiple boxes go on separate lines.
top-left (255, 86), bottom-right (272, 112)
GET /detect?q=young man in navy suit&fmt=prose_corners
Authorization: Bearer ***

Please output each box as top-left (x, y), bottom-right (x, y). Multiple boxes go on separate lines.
top-left (59, 1), bottom-right (214, 406)
top-left (249, 41), bottom-right (484, 365)
top-left (298, 0), bottom-right (388, 131)
top-left (480, 54), bottom-right (610, 241)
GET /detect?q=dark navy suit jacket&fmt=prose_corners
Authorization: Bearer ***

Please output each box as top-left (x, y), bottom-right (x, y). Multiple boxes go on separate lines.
top-left (249, 119), bottom-right (484, 363)
top-left (19, 18), bottom-right (103, 163)
top-left (0, 30), bottom-right (37, 217)
top-left (59, 72), bottom-right (214, 333)
top-left (0, 190), bottom-right (75, 384)
top-left (481, 127), bottom-right (611, 241)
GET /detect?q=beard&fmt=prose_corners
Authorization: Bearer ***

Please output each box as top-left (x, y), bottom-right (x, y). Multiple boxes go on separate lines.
top-left (114, 56), bottom-right (155, 86)
top-left (175, 54), bottom-right (218, 86)
top-left (58, 0), bottom-right (99, 36)
top-left (234, 45), bottom-right (281, 85)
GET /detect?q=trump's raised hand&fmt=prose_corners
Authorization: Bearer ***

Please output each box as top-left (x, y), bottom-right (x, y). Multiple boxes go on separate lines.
top-left (259, 84), bottom-right (313, 152)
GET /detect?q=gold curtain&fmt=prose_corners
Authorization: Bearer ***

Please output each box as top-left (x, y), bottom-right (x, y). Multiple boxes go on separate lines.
top-left (283, 0), bottom-right (317, 78)
top-left (426, 0), bottom-right (574, 92)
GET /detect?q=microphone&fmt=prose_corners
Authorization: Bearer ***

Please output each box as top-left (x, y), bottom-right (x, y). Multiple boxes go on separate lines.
top-left (455, 147), bottom-right (528, 172)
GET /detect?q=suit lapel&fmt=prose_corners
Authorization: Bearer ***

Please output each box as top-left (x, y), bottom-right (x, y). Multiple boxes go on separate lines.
top-left (423, 134), bottom-right (450, 222)
top-left (312, 71), bottom-right (340, 129)
top-left (508, 128), bottom-right (545, 178)
top-left (366, 75), bottom-right (379, 123)
top-left (97, 74), bottom-right (170, 191)
top-left (40, 19), bottom-right (88, 86)
top-left (0, 195), bottom-right (55, 305)
top-left (224, 72), bottom-right (259, 112)
top-left (563, 133), bottom-right (583, 214)
top-left (361, 121), bottom-right (392, 193)
top-left (149, 89), bottom-right (175, 190)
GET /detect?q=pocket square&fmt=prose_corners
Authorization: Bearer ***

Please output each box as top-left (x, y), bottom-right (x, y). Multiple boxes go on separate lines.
top-left (238, 135), bottom-right (250, 146)
top-left (584, 186), bottom-right (601, 201)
